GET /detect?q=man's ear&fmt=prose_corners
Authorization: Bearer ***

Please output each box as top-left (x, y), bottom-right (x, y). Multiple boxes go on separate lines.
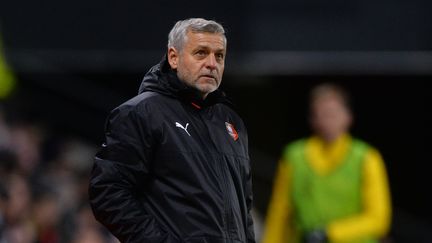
top-left (167, 47), bottom-right (179, 69)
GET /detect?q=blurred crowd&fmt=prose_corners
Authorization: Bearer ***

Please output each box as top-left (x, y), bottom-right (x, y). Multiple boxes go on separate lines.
top-left (0, 106), bottom-right (119, 243)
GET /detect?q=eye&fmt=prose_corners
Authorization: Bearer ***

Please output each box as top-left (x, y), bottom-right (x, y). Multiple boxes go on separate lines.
top-left (195, 50), bottom-right (207, 57)
top-left (215, 53), bottom-right (224, 61)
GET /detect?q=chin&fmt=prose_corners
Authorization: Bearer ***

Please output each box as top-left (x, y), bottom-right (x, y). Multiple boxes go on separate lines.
top-left (197, 84), bottom-right (218, 94)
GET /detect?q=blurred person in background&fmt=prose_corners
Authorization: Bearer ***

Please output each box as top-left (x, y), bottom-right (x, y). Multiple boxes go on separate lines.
top-left (71, 204), bottom-right (119, 243)
top-left (1, 106), bottom-right (110, 243)
top-left (2, 173), bottom-right (36, 243)
top-left (89, 18), bottom-right (255, 243)
top-left (0, 147), bottom-right (16, 243)
top-left (1, 147), bottom-right (35, 243)
top-left (0, 181), bottom-right (8, 242)
top-left (1, 26), bottom-right (111, 241)
top-left (8, 123), bottom-right (44, 177)
top-left (31, 187), bottom-right (61, 243)
top-left (261, 83), bottom-right (391, 243)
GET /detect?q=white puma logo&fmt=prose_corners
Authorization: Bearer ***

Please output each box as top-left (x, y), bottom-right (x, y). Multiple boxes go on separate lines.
top-left (175, 122), bottom-right (191, 136)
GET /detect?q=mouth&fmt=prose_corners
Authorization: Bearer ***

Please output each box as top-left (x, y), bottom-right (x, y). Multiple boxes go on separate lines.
top-left (200, 74), bottom-right (216, 80)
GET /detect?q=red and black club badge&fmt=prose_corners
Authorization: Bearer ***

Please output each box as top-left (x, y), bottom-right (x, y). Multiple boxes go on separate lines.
top-left (225, 122), bottom-right (239, 141)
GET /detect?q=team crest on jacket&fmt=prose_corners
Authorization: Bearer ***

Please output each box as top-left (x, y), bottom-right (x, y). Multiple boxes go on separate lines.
top-left (225, 122), bottom-right (239, 141)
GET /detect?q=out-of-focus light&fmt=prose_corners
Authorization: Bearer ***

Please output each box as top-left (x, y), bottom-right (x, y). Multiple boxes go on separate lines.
top-left (0, 70), bottom-right (15, 99)
top-left (0, 46), bottom-right (15, 99)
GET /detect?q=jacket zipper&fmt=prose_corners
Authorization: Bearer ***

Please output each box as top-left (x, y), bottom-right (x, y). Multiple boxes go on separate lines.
top-left (197, 108), bottom-right (232, 241)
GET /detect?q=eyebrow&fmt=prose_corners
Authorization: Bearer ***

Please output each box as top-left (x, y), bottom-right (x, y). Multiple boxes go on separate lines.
top-left (194, 44), bottom-right (225, 52)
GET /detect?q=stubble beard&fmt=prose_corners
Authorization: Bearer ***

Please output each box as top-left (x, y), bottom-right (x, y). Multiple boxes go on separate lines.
top-left (178, 71), bottom-right (220, 98)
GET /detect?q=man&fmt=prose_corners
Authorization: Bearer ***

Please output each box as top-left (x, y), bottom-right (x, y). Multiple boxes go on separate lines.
top-left (89, 18), bottom-right (255, 243)
top-left (262, 83), bottom-right (391, 243)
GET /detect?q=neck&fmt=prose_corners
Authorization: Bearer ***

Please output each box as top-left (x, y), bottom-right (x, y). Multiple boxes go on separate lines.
top-left (321, 133), bottom-right (345, 145)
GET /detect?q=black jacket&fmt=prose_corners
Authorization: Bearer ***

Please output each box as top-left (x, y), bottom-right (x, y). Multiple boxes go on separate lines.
top-left (89, 56), bottom-right (255, 243)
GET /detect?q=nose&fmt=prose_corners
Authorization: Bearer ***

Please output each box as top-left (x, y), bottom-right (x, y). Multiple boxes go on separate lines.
top-left (205, 54), bottom-right (217, 70)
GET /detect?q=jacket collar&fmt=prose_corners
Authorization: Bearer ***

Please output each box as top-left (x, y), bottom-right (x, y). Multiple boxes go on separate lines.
top-left (139, 55), bottom-right (232, 109)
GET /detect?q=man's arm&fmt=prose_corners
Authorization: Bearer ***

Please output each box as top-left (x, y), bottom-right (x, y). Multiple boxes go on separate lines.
top-left (89, 104), bottom-right (170, 242)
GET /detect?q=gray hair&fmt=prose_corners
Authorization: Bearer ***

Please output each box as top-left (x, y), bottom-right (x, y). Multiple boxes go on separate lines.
top-left (168, 18), bottom-right (226, 51)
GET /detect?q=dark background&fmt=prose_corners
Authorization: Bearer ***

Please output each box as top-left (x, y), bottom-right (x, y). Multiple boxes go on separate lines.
top-left (1, 0), bottom-right (431, 242)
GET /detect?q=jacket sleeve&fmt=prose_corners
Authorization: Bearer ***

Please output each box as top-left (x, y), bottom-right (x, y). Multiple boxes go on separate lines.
top-left (326, 148), bottom-right (392, 242)
top-left (261, 160), bottom-right (296, 243)
top-left (88, 104), bottom-right (172, 242)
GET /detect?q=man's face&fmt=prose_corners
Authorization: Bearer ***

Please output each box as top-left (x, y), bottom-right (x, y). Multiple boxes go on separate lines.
top-left (168, 31), bottom-right (226, 98)
top-left (310, 95), bottom-right (352, 142)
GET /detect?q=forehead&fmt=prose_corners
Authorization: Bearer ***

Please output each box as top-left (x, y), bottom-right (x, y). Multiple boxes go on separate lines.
top-left (312, 95), bottom-right (347, 110)
top-left (184, 31), bottom-right (226, 50)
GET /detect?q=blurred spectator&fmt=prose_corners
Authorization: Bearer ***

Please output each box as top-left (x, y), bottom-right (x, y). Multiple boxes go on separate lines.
top-left (71, 204), bottom-right (119, 243)
top-left (2, 173), bottom-right (36, 243)
top-left (0, 147), bottom-right (16, 242)
top-left (0, 98), bottom-right (115, 243)
top-left (262, 83), bottom-right (392, 243)
top-left (31, 182), bottom-right (61, 243)
top-left (8, 123), bottom-right (44, 176)
top-left (1, 180), bottom-right (8, 242)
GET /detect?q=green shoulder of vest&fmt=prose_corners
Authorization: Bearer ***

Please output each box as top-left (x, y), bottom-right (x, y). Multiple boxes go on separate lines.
top-left (281, 139), bottom-right (307, 166)
top-left (281, 137), bottom-right (372, 166)
top-left (349, 138), bottom-right (372, 161)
